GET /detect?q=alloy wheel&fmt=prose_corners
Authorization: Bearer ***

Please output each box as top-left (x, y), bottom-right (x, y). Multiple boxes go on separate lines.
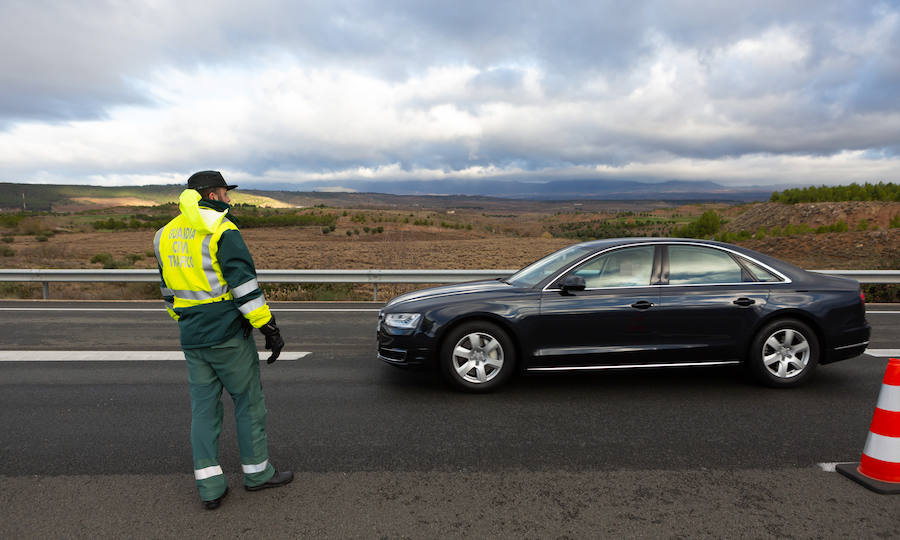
top-left (761, 328), bottom-right (811, 379)
top-left (451, 332), bottom-right (505, 384)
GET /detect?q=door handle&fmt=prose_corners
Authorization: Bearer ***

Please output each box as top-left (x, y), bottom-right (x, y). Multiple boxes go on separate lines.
top-left (733, 297), bottom-right (756, 307)
top-left (631, 300), bottom-right (653, 310)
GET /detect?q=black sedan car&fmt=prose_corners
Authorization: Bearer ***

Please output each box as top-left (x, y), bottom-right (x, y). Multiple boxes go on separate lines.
top-left (377, 238), bottom-right (870, 392)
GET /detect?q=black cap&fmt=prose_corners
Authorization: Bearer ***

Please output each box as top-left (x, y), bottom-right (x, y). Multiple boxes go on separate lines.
top-left (187, 170), bottom-right (237, 191)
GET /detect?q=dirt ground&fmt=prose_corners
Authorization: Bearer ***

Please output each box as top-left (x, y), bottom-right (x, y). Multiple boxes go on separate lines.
top-left (0, 228), bottom-right (571, 271)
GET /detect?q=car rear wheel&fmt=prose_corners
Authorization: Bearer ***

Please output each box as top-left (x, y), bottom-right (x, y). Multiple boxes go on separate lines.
top-left (748, 318), bottom-right (819, 387)
top-left (441, 321), bottom-right (515, 392)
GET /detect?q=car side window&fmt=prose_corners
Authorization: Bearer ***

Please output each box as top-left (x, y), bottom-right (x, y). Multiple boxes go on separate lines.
top-left (739, 257), bottom-right (783, 282)
top-left (571, 246), bottom-right (655, 288)
top-left (668, 245), bottom-right (742, 285)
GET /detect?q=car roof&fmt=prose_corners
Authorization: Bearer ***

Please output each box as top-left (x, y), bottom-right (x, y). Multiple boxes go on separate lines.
top-left (571, 237), bottom-right (808, 277)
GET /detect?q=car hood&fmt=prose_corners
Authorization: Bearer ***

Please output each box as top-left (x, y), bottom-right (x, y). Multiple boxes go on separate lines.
top-left (386, 280), bottom-right (513, 308)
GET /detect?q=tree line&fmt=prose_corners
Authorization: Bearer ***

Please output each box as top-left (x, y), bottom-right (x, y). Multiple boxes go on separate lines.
top-left (770, 182), bottom-right (900, 203)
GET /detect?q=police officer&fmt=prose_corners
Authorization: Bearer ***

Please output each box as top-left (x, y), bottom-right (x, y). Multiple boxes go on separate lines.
top-left (154, 170), bottom-right (292, 510)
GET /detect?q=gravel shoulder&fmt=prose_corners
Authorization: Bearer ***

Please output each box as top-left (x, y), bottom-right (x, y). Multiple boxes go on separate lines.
top-left (3, 469), bottom-right (897, 538)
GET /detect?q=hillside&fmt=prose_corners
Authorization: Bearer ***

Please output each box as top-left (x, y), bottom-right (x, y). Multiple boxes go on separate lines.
top-left (723, 201), bottom-right (900, 232)
top-left (0, 183), bottom-right (294, 211)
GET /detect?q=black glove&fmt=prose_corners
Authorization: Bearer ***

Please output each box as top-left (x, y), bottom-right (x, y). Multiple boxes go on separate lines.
top-left (259, 316), bottom-right (284, 364)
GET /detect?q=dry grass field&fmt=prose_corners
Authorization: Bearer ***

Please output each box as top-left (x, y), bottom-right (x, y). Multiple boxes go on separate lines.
top-left (1, 199), bottom-right (898, 301)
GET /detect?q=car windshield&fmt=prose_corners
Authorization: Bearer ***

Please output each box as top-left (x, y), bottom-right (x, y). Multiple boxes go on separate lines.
top-left (507, 244), bottom-right (596, 288)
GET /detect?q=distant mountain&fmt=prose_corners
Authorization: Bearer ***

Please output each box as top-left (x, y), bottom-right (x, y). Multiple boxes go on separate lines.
top-left (247, 179), bottom-right (772, 201)
top-left (0, 179), bottom-right (772, 211)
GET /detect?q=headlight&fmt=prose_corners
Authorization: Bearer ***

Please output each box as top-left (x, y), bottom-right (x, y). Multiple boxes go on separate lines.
top-left (383, 313), bottom-right (422, 329)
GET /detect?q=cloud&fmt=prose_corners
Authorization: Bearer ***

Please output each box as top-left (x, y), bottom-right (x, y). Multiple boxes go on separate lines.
top-left (0, 1), bottom-right (899, 186)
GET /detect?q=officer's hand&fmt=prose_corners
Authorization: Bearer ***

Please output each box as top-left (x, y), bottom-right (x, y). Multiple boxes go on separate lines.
top-left (259, 316), bottom-right (284, 364)
top-left (264, 332), bottom-right (284, 364)
top-left (241, 319), bottom-right (254, 339)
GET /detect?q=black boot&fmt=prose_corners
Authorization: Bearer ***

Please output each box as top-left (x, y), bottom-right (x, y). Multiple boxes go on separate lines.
top-left (245, 470), bottom-right (294, 491)
top-left (204, 487), bottom-right (229, 510)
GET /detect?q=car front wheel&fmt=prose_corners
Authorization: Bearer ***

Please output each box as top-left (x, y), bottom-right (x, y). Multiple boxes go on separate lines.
top-left (441, 321), bottom-right (515, 392)
top-left (748, 318), bottom-right (819, 387)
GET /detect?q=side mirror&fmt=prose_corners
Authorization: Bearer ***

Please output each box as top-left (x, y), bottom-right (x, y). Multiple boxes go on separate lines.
top-left (558, 275), bottom-right (586, 294)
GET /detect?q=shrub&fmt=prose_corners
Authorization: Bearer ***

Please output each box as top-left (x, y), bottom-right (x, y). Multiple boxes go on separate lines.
top-left (856, 219), bottom-right (869, 231)
top-left (0, 246), bottom-right (14, 257)
top-left (321, 227), bottom-right (330, 234)
top-left (0, 213), bottom-right (24, 228)
top-left (673, 210), bottom-right (722, 238)
top-left (35, 235), bottom-right (49, 242)
top-left (90, 252), bottom-right (124, 269)
top-left (890, 214), bottom-right (900, 228)
top-left (1, 236), bottom-right (12, 243)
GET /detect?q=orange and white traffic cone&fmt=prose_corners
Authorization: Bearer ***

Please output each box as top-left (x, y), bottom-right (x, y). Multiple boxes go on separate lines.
top-left (837, 358), bottom-right (900, 494)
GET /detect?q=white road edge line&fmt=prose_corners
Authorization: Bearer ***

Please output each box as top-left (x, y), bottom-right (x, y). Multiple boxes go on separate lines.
top-left (865, 349), bottom-right (900, 357)
top-left (1, 307), bottom-right (897, 314)
top-left (0, 307), bottom-right (380, 312)
top-left (817, 462), bottom-right (856, 472)
top-left (0, 351), bottom-right (311, 361)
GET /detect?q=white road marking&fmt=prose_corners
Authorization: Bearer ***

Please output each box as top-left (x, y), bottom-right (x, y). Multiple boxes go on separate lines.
top-left (273, 308), bottom-right (381, 312)
top-left (865, 349), bottom-right (900, 357)
top-left (817, 462), bottom-right (855, 472)
top-left (0, 351), bottom-right (311, 362)
top-left (0, 308), bottom-right (161, 312)
top-left (867, 311), bottom-right (900, 314)
top-left (0, 307), bottom-right (378, 312)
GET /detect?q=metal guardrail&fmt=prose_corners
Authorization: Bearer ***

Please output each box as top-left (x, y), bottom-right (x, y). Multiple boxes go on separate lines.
top-left (0, 269), bottom-right (518, 300)
top-left (0, 269), bottom-right (896, 300)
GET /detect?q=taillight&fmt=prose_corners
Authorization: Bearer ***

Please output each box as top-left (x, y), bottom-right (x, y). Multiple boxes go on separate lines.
top-left (860, 290), bottom-right (866, 303)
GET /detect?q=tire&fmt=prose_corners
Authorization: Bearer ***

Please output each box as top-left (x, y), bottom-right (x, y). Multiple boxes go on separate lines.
top-left (747, 318), bottom-right (819, 388)
top-left (440, 321), bottom-right (515, 392)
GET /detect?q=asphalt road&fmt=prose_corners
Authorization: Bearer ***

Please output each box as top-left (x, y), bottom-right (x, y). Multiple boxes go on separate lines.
top-left (1, 300), bottom-right (899, 538)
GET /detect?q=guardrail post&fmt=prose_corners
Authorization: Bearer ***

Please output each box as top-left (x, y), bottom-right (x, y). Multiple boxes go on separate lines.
top-left (373, 283), bottom-right (378, 302)
top-left (42, 282), bottom-right (49, 300)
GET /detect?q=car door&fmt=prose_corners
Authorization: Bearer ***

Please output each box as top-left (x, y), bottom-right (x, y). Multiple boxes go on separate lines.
top-left (653, 244), bottom-right (771, 363)
top-left (531, 245), bottom-right (662, 369)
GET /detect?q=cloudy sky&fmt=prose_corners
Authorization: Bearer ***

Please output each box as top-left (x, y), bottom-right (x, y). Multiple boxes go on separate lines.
top-left (1, 0), bottom-right (899, 189)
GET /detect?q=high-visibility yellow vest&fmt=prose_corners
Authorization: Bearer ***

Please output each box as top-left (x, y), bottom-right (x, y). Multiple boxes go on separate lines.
top-left (154, 190), bottom-right (270, 328)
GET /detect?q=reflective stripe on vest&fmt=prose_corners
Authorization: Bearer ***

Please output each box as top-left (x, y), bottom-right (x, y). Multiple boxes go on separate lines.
top-left (238, 296), bottom-right (266, 315)
top-left (155, 213), bottom-right (235, 307)
top-left (232, 278), bottom-right (260, 298)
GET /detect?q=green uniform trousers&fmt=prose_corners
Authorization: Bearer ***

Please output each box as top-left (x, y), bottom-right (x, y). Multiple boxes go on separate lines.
top-left (184, 332), bottom-right (276, 501)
